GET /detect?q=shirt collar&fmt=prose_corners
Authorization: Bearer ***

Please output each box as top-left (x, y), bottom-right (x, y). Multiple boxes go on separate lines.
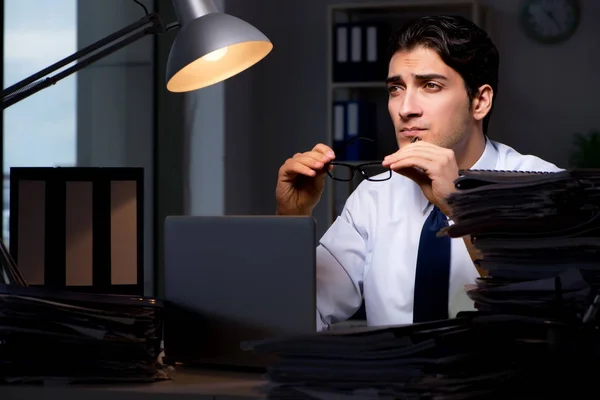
top-left (419, 137), bottom-right (499, 214)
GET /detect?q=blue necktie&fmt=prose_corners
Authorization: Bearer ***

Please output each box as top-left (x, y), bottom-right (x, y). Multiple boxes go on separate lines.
top-left (413, 205), bottom-right (451, 323)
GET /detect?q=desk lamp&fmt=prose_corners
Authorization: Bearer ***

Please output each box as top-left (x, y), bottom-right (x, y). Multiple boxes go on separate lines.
top-left (1, 0), bottom-right (273, 109)
top-left (0, 0), bottom-right (272, 285)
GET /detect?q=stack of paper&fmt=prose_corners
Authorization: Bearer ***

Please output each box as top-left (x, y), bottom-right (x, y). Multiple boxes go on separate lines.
top-left (0, 283), bottom-right (164, 384)
top-left (446, 169), bottom-right (600, 281)
top-left (243, 312), bottom-right (598, 399)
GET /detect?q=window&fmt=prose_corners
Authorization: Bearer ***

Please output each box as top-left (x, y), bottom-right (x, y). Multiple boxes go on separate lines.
top-left (3, 0), bottom-right (77, 244)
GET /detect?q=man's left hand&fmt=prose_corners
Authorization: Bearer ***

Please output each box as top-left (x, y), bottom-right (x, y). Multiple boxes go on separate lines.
top-left (382, 141), bottom-right (459, 216)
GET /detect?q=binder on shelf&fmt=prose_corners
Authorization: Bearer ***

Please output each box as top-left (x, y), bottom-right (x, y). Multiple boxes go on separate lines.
top-left (332, 101), bottom-right (347, 158)
top-left (363, 23), bottom-right (392, 82)
top-left (343, 100), bottom-right (377, 161)
top-left (332, 22), bottom-right (391, 83)
top-left (332, 24), bottom-right (351, 82)
top-left (349, 24), bottom-right (363, 79)
top-left (332, 23), bottom-right (364, 82)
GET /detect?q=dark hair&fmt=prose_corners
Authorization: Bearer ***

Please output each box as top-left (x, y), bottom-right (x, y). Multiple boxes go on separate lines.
top-left (387, 15), bottom-right (499, 134)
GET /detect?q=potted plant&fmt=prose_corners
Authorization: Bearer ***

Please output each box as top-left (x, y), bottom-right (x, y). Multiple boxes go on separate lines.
top-left (570, 130), bottom-right (600, 168)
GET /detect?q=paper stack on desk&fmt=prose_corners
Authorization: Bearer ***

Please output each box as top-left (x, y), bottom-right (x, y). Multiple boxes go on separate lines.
top-left (446, 169), bottom-right (600, 319)
top-left (0, 283), bottom-right (165, 384)
top-left (0, 236), bottom-right (166, 384)
top-left (243, 313), bottom-right (599, 400)
top-left (447, 169), bottom-right (600, 280)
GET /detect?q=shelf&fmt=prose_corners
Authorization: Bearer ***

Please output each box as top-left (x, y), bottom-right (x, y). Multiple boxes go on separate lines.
top-left (329, 0), bottom-right (480, 18)
top-left (331, 81), bottom-right (386, 90)
top-left (329, 0), bottom-right (479, 11)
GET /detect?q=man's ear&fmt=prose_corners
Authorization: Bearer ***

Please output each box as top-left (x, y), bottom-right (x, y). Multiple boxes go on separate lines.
top-left (472, 84), bottom-right (493, 122)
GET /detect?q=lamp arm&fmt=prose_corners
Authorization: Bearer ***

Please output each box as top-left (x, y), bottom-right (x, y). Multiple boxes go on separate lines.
top-left (2, 12), bottom-right (167, 110)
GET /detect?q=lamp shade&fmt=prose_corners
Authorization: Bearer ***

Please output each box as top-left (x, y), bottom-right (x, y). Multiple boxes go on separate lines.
top-left (166, 11), bottom-right (273, 92)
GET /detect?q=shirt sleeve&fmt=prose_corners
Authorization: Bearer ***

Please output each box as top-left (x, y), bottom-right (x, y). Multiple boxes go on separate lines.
top-left (315, 189), bottom-right (369, 331)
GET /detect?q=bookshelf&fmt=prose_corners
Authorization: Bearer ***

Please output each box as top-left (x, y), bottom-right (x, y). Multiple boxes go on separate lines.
top-left (325, 0), bottom-right (488, 226)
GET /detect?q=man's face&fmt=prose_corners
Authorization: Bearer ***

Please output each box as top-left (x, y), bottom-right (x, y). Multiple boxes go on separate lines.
top-left (386, 46), bottom-right (475, 150)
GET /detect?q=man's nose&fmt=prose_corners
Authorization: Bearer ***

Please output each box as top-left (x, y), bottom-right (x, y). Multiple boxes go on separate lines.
top-left (398, 90), bottom-right (422, 120)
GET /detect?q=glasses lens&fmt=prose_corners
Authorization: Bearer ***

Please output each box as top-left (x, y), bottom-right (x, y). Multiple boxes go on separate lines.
top-left (328, 165), bottom-right (354, 181)
top-left (360, 164), bottom-right (391, 181)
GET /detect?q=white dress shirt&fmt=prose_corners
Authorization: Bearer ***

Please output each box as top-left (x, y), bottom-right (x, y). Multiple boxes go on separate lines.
top-left (316, 139), bottom-right (563, 330)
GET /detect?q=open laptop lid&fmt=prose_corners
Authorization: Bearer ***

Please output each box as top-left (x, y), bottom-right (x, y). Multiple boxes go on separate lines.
top-left (163, 215), bottom-right (317, 368)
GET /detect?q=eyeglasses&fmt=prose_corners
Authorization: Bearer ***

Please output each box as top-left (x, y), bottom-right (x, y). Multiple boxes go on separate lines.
top-left (326, 136), bottom-right (392, 182)
top-left (327, 161), bottom-right (392, 182)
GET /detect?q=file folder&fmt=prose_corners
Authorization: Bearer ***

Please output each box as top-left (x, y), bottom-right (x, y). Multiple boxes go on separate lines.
top-left (332, 24), bottom-right (353, 82)
top-left (332, 23), bottom-right (392, 82)
top-left (349, 24), bottom-right (363, 80)
top-left (362, 23), bottom-right (392, 82)
top-left (332, 101), bottom-right (347, 158)
top-left (343, 100), bottom-right (377, 161)
top-left (332, 24), bottom-right (368, 82)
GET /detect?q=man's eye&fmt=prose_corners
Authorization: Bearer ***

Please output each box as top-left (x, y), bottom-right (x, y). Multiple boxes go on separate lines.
top-left (424, 82), bottom-right (440, 90)
top-left (388, 85), bottom-right (401, 94)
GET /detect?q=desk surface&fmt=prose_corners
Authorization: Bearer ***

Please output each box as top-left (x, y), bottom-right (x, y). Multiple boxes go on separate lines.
top-left (0, 367), bottom-right (267, 400)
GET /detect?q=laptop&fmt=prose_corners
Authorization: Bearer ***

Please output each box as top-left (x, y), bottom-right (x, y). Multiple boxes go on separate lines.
top-left (162, 215), bottom-right (317, 370)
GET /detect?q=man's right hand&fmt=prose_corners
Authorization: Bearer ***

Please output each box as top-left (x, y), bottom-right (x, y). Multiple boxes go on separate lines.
top-left (276, 144), bottom-right (336, 216)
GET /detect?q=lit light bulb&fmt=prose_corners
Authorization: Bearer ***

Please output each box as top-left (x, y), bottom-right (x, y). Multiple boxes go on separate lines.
top-left (203, 47), bottom-right (228, 62)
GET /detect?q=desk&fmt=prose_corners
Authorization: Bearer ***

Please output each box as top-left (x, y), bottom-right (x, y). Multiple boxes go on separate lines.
top-left (0, 367), bottom-right (267, 400)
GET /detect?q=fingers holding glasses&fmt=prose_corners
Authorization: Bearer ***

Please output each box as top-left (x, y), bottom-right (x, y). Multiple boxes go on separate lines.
top-left (312, 143), bottom-right (336, 159)
top-left (279, 144), bottom-right (336, 181)
top-left (276, 143), bottom-right (336, 216)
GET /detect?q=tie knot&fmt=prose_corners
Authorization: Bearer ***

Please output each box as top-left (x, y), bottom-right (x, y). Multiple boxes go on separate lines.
top-left (427, 205), bottom-right (448, 231)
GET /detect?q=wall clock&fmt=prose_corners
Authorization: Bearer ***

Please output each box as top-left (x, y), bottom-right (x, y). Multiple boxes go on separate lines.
top-left (520, 0), bottom-right (580, 45)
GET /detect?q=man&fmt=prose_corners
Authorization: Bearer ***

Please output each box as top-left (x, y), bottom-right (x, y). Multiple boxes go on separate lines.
top-left (275, 15), bottom-right (562, 330)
